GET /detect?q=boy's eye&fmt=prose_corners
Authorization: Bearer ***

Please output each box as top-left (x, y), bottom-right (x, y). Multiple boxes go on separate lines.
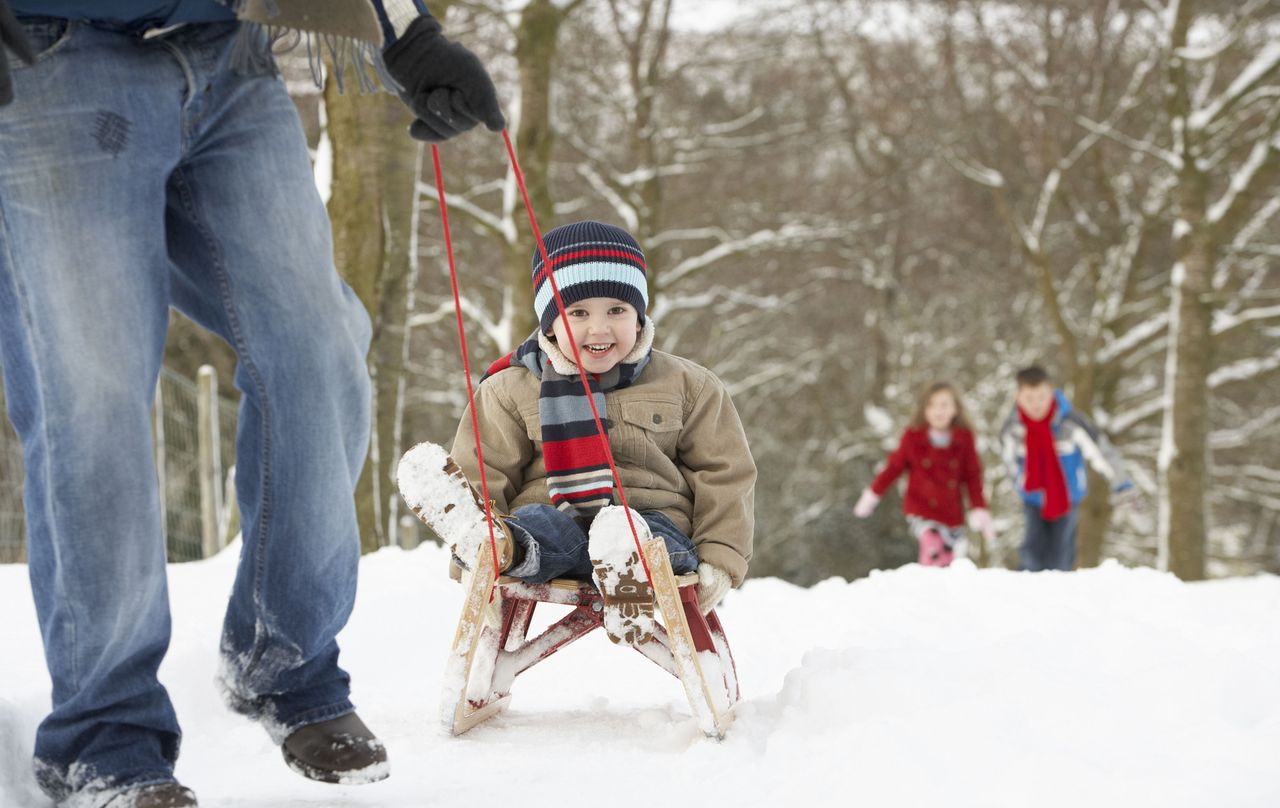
top-left (609, 306), bottom-right (626, 315)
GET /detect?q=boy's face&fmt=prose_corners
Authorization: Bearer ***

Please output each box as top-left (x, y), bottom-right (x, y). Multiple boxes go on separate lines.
top-left (924, 390), bottom-right (957, 431)
top-left (1016, 382), bottom-right (1054, 420)
top-left (549, 297), bottom-right (642, 374)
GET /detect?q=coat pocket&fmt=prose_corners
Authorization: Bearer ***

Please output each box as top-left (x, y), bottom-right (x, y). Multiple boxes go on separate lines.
top-left (619, 399), bottom-right (684, 462)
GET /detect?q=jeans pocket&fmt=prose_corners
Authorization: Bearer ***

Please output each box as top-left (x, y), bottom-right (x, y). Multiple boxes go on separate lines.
top-left (13, 18), bottom-right (77, 66)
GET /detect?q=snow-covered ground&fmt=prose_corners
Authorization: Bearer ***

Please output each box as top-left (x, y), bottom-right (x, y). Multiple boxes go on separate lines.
top-left (2, 544), bottom-right (1278, 808)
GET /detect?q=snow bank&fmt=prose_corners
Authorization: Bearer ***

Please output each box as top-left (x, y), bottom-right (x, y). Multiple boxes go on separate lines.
top-left (1, 548), bottom-right (1277, 808)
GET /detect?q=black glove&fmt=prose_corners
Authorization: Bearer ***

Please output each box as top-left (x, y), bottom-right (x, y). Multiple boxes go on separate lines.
top-left (1, 0), bottom-right (37, 107)
top-left (382, 14), bottom-right (505, 142)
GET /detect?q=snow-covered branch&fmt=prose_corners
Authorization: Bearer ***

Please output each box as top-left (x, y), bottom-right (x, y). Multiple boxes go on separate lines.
top-left (1109, 394), bottom-right (1166, 435)
top-left (1073, 115), bottom-right (1182, 169)
top-left (576, 164), bottom-right (639, 231)
top-left (1212, 304), bottom-right (1280, 337)
top-left (942, 150), bottom-right (1004, 188)
top-left (1206, 135), bottom-right (1279, 229)
top-left (1210, 405), bottom-right (1280, 450)
top-left (417, 181), bottom-right (517, 245)
top-left (1208, 352), bottom-right (1280, 388)
top-left (1098, 312), bottom-right (1170, 364)
top-left (1188, 40), bottom-right (1280, 132)
top-left (657, 223), bottom-right (852, 290)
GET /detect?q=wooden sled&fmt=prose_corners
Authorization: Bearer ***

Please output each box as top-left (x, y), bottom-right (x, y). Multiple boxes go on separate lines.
top-left (441, 537), bottom-right (740, 738)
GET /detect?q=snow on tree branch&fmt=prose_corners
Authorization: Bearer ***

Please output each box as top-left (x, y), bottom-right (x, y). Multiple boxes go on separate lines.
top-left (417, 180), bottom-right (518, 245)
top-left (656, 223), bottom-right (852, 290)
top-left (1212, 304), bottom-right (1280, 336)
top-left (1208, 352), bottom-right (1280, 388)
top-left (1210, 405), bottom-right (1280, 450)
top-left (1206, 133), bottom-right (1280, 229)
top-left (942, 150), bottom-right (1004, 189)
top-left (1098, 312), bottom-right (1170, 364)
top-left (1188, 41), bottom-right (1280, 132)
top-left (1074, 115), bottom-right (1182, 170)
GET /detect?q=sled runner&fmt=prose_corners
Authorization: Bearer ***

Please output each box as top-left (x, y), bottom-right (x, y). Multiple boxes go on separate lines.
top-left (441, 539), bottom-right (740, 738)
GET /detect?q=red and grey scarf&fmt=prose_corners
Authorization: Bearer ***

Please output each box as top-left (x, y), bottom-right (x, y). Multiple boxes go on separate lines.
top-left (1019, 400), bottom-right (1070, 520)
top-left (482, 323), bottom-right (654, 519)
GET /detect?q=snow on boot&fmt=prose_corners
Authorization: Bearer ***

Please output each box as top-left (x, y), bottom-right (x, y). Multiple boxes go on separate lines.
top-left (102, 784), bottom-right (199, 808)
top-left (589, 506), bottom-right (657, 646)
top-left (282, 712), bottom-right (389, 785)
top-left (397, 441), bottom-right (513, 570)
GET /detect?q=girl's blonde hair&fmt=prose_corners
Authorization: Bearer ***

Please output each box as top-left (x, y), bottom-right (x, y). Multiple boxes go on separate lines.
top-left (908, 381), bottom-right (973, 432)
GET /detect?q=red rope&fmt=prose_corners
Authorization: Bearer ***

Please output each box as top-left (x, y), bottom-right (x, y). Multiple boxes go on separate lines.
top-left (430, 144), bottom-right (502, 580)
top-left (499, 130), bottom-right (653, 584)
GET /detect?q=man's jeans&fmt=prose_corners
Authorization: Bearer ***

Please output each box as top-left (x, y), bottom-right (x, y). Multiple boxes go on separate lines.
top-left (1020, 504), bottom-right (1080, 571)
top-left (505, 504), bottom-right (699, 582)
top-left (0, 21), bottom-right (372, 802)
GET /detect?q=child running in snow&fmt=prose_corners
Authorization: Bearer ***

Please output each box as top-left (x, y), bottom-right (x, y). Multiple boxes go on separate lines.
top-left (853, 382), bottom-right (994, 566)
top-left (399, 220), bottom-right (756, 645)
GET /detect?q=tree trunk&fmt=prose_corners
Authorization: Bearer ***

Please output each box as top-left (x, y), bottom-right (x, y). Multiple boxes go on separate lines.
top-left (324, 79), bottom-right (417, 554)
top-left (508, 0), bottom-right (570, 344)
top-left (1157, 0), bottom-right (1210, 580)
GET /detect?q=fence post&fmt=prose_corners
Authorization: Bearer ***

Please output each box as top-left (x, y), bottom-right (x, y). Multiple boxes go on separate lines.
top-left (198, 365), bottom-right (224, 559)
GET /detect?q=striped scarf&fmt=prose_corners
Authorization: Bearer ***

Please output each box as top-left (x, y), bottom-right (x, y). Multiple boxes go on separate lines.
top-left (482, 325), bottom-right (653, 520)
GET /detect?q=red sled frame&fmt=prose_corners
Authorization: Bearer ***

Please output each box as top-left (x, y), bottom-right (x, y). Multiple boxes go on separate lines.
top-left (443, 538), bottom-right (740, 738)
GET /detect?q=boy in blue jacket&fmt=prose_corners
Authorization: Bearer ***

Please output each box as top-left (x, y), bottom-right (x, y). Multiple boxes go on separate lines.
top-left (999, 366), bottom-right (1137, 572)
top-left (0, 2), bottom-right (501, 805)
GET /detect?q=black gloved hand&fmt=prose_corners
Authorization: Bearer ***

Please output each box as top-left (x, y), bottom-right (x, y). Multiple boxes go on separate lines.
top-left (1, 0), bottom-right (38, 107)
top-left (382, 14), bottom-right (505, 142)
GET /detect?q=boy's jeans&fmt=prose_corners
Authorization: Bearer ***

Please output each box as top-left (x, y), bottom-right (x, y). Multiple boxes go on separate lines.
top-left (0, 21), bottom-right (372, 801)
top-left (506, 504), bottom-right (699, 582)
top-left (1020, 504), bottom-right (1080, 571)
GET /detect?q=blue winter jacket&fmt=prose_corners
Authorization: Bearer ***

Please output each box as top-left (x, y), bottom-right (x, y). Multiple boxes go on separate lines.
top-left (998, 390), bottom-right (1134, 508)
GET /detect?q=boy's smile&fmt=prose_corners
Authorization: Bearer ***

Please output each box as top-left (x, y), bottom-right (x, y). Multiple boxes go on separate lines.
top-left (550, 297), bottom-right (642, 374)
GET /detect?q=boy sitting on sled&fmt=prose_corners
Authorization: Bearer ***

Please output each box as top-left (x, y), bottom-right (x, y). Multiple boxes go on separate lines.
top-left (401, 220), bottom-right (755, 644)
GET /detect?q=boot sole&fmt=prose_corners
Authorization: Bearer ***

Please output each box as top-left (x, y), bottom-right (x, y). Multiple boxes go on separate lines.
top-left (282, 747), bottom-right (390, 785)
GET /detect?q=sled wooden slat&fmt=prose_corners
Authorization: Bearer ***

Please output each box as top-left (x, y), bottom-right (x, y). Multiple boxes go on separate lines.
top-left (441, 545), bottom-right (739, 738)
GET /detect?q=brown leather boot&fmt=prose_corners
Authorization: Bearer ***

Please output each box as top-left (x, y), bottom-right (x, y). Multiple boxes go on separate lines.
top-left (281, 712), bottom-right (389, 785)
top-left (101, 784), bottom-right (198, 807)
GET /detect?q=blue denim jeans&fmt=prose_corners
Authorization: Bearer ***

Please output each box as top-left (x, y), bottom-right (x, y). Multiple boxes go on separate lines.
top-left (1020, 503), bottom-right (1080, 571)
top-left (505, 504), bottom-right (699, 582)
top-left (0, 20), bottom-right (372, 803)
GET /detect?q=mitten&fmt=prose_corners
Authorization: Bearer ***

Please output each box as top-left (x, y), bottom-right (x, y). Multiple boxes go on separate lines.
top-left (695, 562), bottom-right (732, 615)
top-left (968, 507), bottom-right (996, 542)
top-left (853, 488), bottom-right (880, 518)
top-left (1, 0), bottom-right (37, 107)
top-left (382, 14), bottom-right (505, 142)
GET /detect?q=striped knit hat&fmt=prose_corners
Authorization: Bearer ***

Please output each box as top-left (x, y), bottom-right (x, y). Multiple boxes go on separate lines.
top-left (533, 221), bottom-right (649, 335)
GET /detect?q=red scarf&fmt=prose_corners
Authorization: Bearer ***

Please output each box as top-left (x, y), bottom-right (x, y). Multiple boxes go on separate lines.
top-left (1019, 400), bottom-right (1070, 520)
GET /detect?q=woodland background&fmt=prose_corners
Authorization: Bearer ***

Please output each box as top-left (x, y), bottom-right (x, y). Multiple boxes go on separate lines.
top-left (2, 0), bottom-right (1278, 583)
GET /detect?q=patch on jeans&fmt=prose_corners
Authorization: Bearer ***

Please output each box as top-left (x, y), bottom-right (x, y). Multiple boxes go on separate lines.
top-left (92, 112), bottom-right (131, 157)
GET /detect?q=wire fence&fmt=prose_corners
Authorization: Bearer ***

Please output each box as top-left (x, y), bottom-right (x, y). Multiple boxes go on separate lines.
top-left (0, 366), bottom-right (239, 564)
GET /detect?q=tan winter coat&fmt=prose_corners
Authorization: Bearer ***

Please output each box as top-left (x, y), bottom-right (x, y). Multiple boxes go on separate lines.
top-left (450, 350), bottom-right (756, 586)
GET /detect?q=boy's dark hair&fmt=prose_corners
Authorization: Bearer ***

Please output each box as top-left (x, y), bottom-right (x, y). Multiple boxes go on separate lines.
top-left (1016, 365), bottom-right (1052, 388)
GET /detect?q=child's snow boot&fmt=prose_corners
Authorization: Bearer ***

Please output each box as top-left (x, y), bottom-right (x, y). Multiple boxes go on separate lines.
top-left (398, 441), bottom-right (514, 571)
top-left (589, 506), bottom-right (657, 646)
top-left (918, 528), bottom-right (953, 568)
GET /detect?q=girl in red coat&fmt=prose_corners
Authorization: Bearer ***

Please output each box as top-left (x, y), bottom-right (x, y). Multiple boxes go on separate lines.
top-left (854, 382), bottom-right (994, 567)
